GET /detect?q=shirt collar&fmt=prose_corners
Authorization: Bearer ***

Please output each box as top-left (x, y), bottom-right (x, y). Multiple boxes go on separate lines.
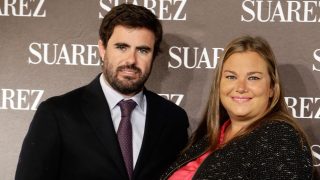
top-left (99, 74), bottom-right (145, 110)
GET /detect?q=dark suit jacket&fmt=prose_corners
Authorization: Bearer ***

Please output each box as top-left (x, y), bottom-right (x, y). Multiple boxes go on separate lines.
top-left (15, 75), bottom-right (189, 180)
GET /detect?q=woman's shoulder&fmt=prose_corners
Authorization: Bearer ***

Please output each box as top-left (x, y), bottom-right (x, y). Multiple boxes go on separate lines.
top-left (245, 120), bottom-right (313, 179)
top-left (250, 119), bottom-right (311, 158)
top-left (255, 119), bottom-right (302, 138)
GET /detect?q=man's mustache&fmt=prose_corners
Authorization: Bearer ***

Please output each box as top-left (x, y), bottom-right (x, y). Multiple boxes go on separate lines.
top-left (117, 64), bottom-right (142, 74)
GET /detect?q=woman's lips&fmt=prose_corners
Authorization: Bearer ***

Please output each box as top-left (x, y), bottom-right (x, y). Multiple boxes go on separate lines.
top-left (232, 96), bottom-right (252, 103)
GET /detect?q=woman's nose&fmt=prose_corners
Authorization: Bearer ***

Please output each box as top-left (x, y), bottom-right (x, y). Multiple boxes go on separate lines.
top-left (235, 79), bottom-right (248, 93)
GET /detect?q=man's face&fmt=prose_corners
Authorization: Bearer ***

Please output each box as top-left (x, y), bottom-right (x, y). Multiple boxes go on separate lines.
top-left (98, 25), bottom-right (155, 96)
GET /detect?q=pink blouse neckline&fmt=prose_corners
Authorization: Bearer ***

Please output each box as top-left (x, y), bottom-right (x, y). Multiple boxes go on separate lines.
top-left (168, 120), bottom-right (231, 180)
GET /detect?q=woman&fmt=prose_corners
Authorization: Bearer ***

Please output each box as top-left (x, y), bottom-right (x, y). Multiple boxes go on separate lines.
top-left (161, 36), bottom-right (313, 179)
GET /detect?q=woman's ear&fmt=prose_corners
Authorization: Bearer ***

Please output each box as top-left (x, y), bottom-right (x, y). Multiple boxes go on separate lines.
top-left (269, 85), bottom-right (275, 98)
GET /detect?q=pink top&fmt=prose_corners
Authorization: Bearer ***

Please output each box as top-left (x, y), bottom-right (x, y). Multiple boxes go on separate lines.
top-left (168, 120), bottom-right (231, 180)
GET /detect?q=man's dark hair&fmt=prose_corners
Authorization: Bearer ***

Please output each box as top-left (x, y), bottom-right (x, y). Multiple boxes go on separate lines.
top-left (99, 3), bottom-right (163, 59)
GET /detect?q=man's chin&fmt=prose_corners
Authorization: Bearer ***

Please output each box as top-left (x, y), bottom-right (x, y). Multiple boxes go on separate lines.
top-left (115, 85), bottom-right (142, 96)
top-left (111, 80), bottom-right (144, 95)
top-left (117, 78), bottom-right (139, 86)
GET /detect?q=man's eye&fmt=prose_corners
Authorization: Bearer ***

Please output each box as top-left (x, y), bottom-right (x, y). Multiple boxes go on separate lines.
top-left (116, 45), bottom-right (126, 51)
top-left (139, 49), bottom-right (149, 54)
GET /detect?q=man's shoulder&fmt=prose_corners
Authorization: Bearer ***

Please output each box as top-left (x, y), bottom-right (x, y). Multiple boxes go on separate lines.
top-left (50, 85), bottom-right (86, 101)
top-left (144, 89), bottom-right (185, 111)
top-left (40, 84), bottom-right (90, 111)
top-left (44, 76), bottom-right (100, 106)
top-left (144, 89), bottom-right (189, 127)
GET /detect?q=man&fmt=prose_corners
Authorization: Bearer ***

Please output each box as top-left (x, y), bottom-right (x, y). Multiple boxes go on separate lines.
top-left (15, 4), bottom-right (189, 180)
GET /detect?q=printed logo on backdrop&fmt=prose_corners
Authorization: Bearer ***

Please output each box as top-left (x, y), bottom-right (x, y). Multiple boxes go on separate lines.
top-left (99, 0), bottom-right (188, 20)
top-left (159, 94), bottom-right (184, 105)
top-left (28, 42), bottom-right (100, 66)
top-left (241, 0), bottom-right (320, 22)
top-left (0, 0), bottom-right (46, 17)
top-left (313, 49), bottom-right (320, 71)
top-left (168, 46), bottom-right (224, 69)
top-left (0, 90), bottom-right (183, 110)
top-left (28, 42), bottom-right (225, 68)
top-left (0, 89), bottom-right (44, 110)
top-left (311, 145), bottom-right (320, 167)
top-left (285, 97), bottom-right (320, 119)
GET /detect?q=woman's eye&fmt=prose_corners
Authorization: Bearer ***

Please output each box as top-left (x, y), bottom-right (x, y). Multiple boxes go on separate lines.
top-left (248, 76), bottom-right (260, 80)
top-left (226, 75), bottom-right (236, 80)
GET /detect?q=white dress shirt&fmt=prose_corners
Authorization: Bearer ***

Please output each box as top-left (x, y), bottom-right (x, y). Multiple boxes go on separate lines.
top-left (99, 74), bottom-right (146, 168)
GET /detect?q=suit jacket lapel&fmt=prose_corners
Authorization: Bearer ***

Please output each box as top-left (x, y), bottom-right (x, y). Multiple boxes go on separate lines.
top-left (81, 80), bottom-right (165, 178)
top-left (133, 90), bottom-right (167, 176)
top-left (81, 75), bottom-right (127, 176)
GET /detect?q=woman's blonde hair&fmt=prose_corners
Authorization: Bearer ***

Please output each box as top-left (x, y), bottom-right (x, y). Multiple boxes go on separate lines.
top-left (188, 35), bottom-right (309, 151)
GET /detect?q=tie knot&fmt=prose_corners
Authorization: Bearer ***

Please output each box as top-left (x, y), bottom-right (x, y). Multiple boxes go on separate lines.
top-left (118, 99), bottom-right (137, 117)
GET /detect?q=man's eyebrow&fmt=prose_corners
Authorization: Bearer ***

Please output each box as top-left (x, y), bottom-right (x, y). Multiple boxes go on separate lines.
top-left (136, 45), bottom-right (152, 50)
top-left (114, 42), bottom-right (130, 47)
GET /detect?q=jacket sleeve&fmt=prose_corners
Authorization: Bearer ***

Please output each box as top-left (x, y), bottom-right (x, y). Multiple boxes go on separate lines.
top-left (251, 122), bottom-right (313, 179)
top-left (15, 100), bottom-right (61, 180)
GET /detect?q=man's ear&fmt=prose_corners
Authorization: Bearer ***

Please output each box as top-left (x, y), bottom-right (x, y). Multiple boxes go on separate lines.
top-left (98, 40), bottom-right (106, 60)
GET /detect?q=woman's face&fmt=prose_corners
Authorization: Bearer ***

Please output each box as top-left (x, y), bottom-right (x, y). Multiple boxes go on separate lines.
top-left (219, 51), bottom-right (274, 123)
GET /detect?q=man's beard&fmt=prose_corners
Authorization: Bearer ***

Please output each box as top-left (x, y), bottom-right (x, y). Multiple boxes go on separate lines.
top-left (104, 64), bottom-right (150, 95)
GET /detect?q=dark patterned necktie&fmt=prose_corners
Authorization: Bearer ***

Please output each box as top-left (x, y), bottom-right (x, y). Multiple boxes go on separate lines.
top-left (117, 99), bottom-right (137, 180)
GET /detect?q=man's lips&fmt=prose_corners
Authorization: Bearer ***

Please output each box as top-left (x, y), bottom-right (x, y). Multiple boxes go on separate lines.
top-left (119, 68), bottom-right (138, 75)
top-left (117, 68), bottom-right (140, 80)
top-left (117, 65), bottom-right (141, 75)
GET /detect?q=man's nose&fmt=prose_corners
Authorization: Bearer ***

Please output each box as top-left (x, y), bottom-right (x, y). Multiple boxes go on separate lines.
top-left (125, 50), bottom-right (137, 65)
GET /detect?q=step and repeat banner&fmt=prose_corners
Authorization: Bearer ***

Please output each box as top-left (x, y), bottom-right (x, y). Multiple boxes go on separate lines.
top-left (1, 0), bottom-right (320, 179)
